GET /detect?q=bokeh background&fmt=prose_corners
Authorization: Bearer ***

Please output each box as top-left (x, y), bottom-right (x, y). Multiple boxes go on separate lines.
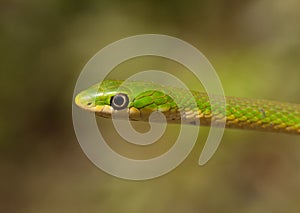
top-left (1, 0), bottom-right (300, 212)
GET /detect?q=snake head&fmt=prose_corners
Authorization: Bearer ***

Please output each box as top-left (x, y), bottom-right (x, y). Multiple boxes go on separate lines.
top-left (75, 80), bottom-right (179, 121)
top-left (75, 80), bottom-right (131, 117)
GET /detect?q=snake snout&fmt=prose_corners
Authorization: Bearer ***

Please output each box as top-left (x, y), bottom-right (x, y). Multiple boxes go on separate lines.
top-left (75, 92), bottom-right (95, 110)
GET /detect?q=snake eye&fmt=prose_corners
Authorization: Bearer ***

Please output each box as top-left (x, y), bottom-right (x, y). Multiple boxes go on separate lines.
top-left (110, 93), bottom-right (129, 110)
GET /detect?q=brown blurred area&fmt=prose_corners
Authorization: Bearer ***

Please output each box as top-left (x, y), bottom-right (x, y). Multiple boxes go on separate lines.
top-left (1, 0), bottom-right (300, 212)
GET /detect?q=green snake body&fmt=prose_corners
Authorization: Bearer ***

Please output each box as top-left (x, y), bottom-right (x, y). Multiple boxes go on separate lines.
top-left (75, 80), bottom-right (300, 135)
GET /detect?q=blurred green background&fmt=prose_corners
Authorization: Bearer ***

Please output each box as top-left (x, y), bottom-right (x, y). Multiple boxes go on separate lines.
top-left (1, 0), bottom-right (300, 212)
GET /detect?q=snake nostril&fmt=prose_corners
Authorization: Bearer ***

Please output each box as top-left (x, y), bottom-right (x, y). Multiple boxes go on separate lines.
top-left (87, 102), bottom-right (92, 106)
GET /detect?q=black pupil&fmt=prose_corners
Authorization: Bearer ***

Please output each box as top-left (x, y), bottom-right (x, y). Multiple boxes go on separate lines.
top-left (114, 95), bottom-right (124, 106)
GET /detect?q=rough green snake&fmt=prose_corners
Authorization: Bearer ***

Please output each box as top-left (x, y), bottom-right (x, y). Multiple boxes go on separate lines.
top-left (75, 80), bottom-right (300, 135)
